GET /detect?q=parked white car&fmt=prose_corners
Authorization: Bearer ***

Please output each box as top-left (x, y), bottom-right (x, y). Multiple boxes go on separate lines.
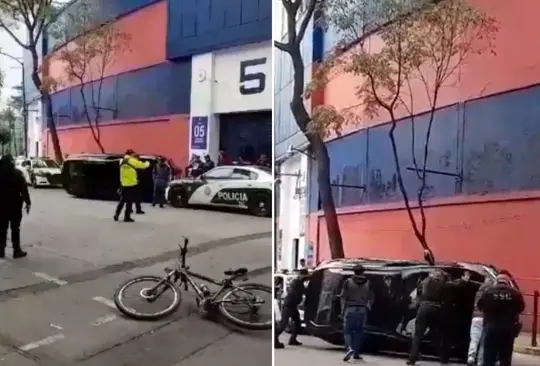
top-left (16, 157), bottom-right (63, 187)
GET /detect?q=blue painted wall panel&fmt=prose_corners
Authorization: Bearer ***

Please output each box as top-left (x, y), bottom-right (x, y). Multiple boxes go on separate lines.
top-left (51, 89), bottom-right (71, 125)
top-left (50, 61), bottom-right (191, 126)
top-left (328, 130), bottom-right (369, 207)
top-left (167, 0), bottom-right (271, 59)
top-left (307, 85), bottom-right (540, 213)
top-left (462, 85), bottom-right (540, 194)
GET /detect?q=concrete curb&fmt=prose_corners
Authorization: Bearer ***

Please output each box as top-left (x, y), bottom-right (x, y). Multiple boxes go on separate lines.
top-left (514, 344), bottom-right (540, 356)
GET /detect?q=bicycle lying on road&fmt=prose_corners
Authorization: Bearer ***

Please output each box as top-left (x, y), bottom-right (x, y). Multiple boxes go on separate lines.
top-left (113, 237), bottom-right (272, 330)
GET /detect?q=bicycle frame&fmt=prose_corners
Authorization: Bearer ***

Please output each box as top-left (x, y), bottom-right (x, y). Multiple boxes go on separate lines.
top-left (149, 237), bottom-right (251, 304)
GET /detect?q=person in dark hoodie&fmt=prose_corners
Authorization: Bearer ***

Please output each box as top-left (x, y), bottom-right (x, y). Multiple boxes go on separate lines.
top-left (0, 155), bottom-right (30, 259)
top-left (202, 154), bottom-right (215, 173)
top-left (407, 268), bottom-right (471, 365)
top-left (152, 157), bottom-right (171, 208)
top-left (275, 269), bottom-right (310, 349)
top-left (340, 264), bottom-right (373, 361)
top-left (478, 274), bottom-right (524, 366)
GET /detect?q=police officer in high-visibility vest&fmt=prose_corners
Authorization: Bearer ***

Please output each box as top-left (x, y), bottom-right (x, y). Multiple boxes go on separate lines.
top-left (114, 150), bottom-right (150, 222)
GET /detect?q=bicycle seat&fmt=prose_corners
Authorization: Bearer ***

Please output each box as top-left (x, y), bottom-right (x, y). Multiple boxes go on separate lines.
top-left (224, 267), bottom-right (248, 276)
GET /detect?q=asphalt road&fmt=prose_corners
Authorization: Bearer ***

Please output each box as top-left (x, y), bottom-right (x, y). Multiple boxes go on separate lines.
top-left (275, 336), bottom-right (540, 366)
top-left (0, 189), bottom-right (272, 366)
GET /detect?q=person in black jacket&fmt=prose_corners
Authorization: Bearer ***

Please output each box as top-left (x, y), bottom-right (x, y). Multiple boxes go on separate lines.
top-left (407, 268), bottom-right (471, 365)
top-left (0, 155), bottom-right (31, 259)
top-left (478, 274), bottom-right (524, 366)
top-left (275, 269), bottom-right (310, 349)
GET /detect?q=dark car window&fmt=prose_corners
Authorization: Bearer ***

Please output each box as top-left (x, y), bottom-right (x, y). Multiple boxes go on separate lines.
top-left (204, 167), bottom-right (234, 179)
top-left (231, 168), bottom-right (257, 180)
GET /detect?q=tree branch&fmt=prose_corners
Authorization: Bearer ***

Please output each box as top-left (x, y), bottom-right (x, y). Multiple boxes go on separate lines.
top-left (296, 0), bottom-right (317, 46)
top-left (274, 40), bottom-right (290, 53)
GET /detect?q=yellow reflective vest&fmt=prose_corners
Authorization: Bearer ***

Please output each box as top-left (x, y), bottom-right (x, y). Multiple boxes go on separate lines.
top-left (120, 155), bottom-right (150, 187)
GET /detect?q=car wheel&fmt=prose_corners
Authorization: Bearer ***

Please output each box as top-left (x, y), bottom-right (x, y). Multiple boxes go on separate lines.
top-left (31, 176), bottom-right (37, 188)
top-left (169, 188), bottom-right (187, 208)
top-left (248, 193), bottom-right (271, 217)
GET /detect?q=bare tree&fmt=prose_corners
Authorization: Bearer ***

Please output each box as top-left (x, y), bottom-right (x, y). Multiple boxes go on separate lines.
top-left (0, 0), bottom-right (64, 162)
top-left (275, 0), bottom-right (345, 259)
top-left (310, 0), bottom-right (498, 263)
top-left (49, 2), bottom-right (131, 153)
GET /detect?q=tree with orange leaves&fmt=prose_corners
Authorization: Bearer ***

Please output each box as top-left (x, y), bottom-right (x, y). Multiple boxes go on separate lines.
top-left (308, 0), bottom-right (498, 263)
top-left (49, 1), bottom-right (131, 153)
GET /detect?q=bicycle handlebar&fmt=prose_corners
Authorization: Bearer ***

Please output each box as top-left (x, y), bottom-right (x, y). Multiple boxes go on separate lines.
top-left (179, 237), bottom-right (188, 268)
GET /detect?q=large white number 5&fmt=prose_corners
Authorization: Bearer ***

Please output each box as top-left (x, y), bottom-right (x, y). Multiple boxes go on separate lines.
top-left (239, 58), bottom-right (267, 95)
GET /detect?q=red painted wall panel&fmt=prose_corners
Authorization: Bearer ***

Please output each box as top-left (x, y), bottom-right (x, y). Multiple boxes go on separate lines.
top-left (47, 1), bottom-right (167, 90)
top-left (322, 0), bottom-right (540, 138)
top-left (44, 115), bottom-right (189, 167)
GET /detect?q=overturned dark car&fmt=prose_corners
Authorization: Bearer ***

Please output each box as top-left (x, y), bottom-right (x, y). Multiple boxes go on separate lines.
top-left (61, 153), bottom-right (180, 201)
top-left (303, 258), bottom-right (520, 360)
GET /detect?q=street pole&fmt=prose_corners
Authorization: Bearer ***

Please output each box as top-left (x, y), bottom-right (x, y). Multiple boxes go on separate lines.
top-left (21, 62), bottom-right (28, 156)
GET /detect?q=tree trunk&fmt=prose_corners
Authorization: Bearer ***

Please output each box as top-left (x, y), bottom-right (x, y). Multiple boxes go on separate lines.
top-left (312, 136), bottom-right (345, 258)
top-left (286, 45), bottom-right (345, 260)
top-left (44, 93), bottom-right (63, 162)
top-left (29, 46), bottom-right (63, 162)
top-left (79, 87), bottom-right (105, 153)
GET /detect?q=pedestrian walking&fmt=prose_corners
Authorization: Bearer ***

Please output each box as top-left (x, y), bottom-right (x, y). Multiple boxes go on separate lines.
top-left (478, 274), bottom-right (524, 366)
top-left (275, 269), bottom-right (310, 349)
top-left (468, 277), bottom-right (495, 366)
top-left (152, 157), bottom-right (171, 208)
top-left (340, 264), bottom-right (373, 362)
top-left (407, 268), bottom-right (471, 365)
top-left (114, 150), bottom-right (150, 222)
top-left (0, 155), bottom-right (31, 259)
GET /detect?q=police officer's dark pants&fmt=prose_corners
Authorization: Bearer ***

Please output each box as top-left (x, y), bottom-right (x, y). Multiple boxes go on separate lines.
top-left (0, 209), bottom-right (23, 255)
top-left (343, 306), bottom-right (367, 357)
top-left (277, 306), bottom-right (301, 342)
top-left (115, 186), bottom-right (135, 219)
top-left (483, 326), bottom-right (514, 366)
top-left (134, 184), bottom-right (143, 212)
top-left (409, 302), bottom-right (449, 364)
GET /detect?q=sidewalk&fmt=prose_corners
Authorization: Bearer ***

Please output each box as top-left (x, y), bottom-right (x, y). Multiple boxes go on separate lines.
top-left (514, 333), bottom-right (540, 356)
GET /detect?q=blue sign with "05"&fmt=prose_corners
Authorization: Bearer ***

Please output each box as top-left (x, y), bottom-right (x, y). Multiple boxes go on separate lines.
top-left (190, 116), bottom-right (208, 149)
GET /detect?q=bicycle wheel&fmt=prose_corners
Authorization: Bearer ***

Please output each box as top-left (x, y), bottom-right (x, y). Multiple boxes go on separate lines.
top-left (218, 283), bottom-right (272, 330)
top-left (114, 275), bottom-right (181, 320)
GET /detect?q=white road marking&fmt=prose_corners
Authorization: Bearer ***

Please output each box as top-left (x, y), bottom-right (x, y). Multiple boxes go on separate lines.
top-left (91, 314), bottom-right (118, 326)
top-left (19, 334), bottom-right (65, 351)
top-left (93, 296), bottom-right (117, 309)
top-left (49, 323), bottom-right (63, 330)
top-left (32, 272), bottom-right (68, 286)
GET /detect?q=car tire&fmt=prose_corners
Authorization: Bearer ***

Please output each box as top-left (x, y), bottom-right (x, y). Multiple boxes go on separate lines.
top-left (31, 176), bottom-right (37, 188)
top-left (169, 188), bottom-right (187, 208)
top-left (248, 192), bottom-right (271, 217)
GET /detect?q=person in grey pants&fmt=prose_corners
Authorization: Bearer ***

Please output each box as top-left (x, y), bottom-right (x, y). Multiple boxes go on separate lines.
top-left (152, 157), bottom-right (171, 208)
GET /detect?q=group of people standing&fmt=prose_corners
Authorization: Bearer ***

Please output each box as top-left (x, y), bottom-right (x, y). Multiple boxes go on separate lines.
top-left (275, 259), bottom-right (525, 366)
top-left (114, 149), bottom-right (171, 222)
top-left (185, 151), bottom-right (271, 178)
